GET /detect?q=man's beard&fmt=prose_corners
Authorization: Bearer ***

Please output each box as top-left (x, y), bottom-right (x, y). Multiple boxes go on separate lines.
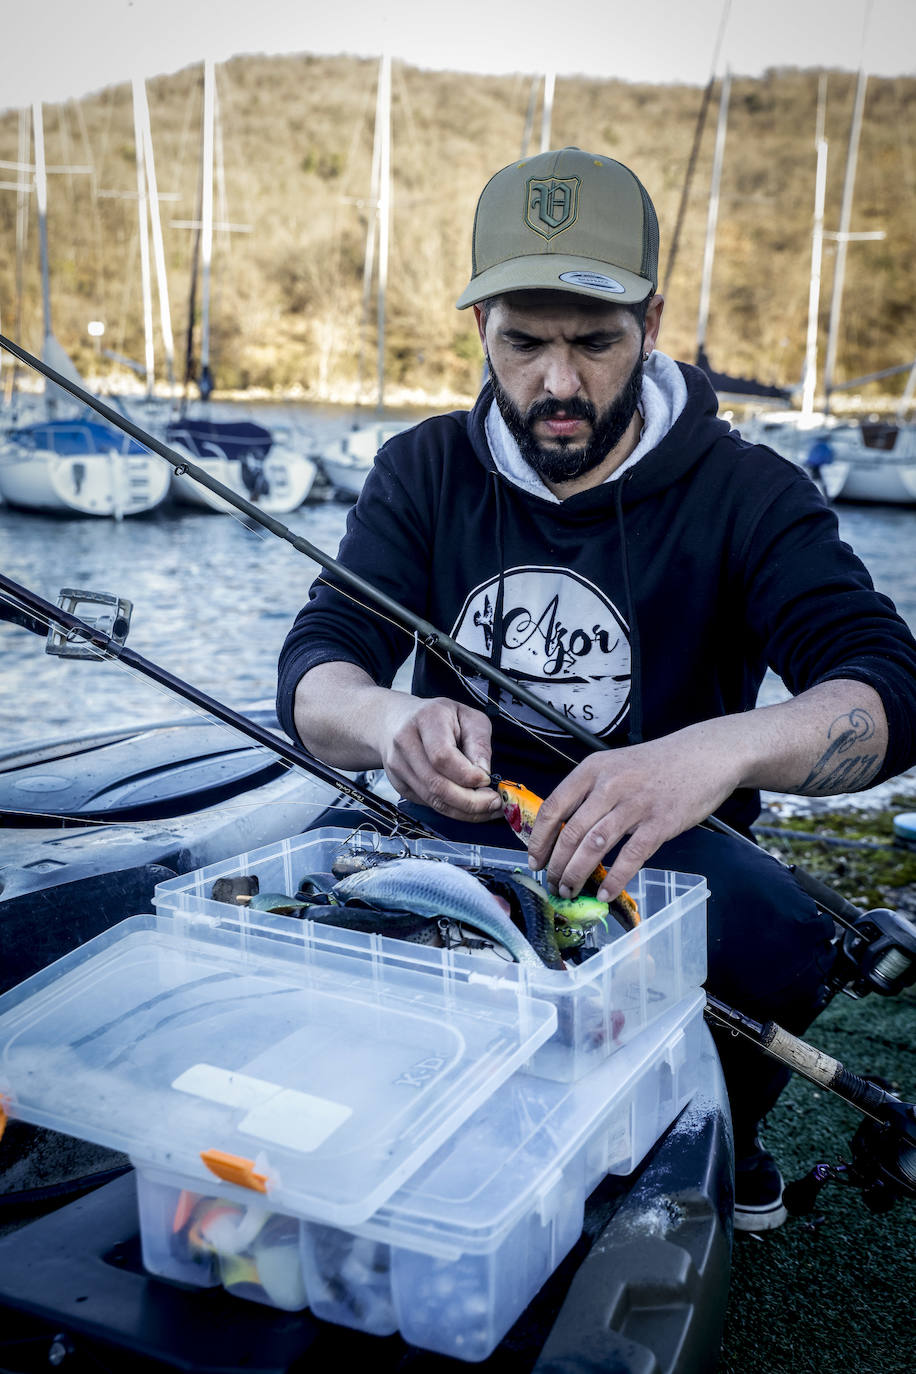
top-left (488, 355), bottom-right (644, 486)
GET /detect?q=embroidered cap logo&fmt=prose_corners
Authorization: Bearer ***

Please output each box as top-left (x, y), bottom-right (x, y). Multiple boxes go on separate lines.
top-left (525, 176), bottom-right (579, 239)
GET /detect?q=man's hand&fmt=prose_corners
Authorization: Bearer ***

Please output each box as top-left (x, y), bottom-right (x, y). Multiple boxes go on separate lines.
top-left (526, 680), bottom-right (888, 901)
top-left (378, 695), bottom-right (503, 821)
top-left (526, 729), bottom-right (740, 902)
top-left (293, 663), bottom-right (502, 822)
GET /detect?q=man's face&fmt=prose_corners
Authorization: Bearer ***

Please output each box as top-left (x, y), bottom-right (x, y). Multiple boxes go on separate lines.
top-left (476, 291), bottom-right (662, 489)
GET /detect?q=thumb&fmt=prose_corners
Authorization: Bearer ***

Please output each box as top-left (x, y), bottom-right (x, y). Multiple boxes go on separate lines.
top-left (456, 705), bottom-right (493, 780)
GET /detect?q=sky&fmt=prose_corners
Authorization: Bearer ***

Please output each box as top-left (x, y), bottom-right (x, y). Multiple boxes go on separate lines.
top-left (0, 0), bottom-right (914, 110)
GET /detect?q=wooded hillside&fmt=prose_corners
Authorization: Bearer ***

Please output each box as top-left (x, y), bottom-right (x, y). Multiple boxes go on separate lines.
top-left (1, 54), bottom-right (913, 407)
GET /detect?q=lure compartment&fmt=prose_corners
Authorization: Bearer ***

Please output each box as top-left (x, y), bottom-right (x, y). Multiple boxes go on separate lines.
top-left (132, 991), bottom-right (706, 1359)
top-left (154, 828), bottom-right (708, 1082)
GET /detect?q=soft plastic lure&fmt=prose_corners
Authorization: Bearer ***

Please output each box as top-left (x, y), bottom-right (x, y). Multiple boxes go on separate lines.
top-left (495, 780), bottom-right (641, 928)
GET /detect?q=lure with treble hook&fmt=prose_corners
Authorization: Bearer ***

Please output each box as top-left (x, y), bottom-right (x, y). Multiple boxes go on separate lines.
top-left (495, 780), bottom-right (641, 929)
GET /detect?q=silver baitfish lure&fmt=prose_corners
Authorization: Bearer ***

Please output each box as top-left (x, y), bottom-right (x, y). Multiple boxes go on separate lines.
top-left (331, 858), bottom-right (546, 969)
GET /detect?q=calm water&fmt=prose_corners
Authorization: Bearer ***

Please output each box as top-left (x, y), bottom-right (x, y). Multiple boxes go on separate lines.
top-left (2, 400), bottom-right (916, 751)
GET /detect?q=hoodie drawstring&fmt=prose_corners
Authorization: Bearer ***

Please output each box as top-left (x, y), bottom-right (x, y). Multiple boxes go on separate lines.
top-left (614, 472), bottom-right (643, 746)
top-left (486, 472), bottom-right (507, 719)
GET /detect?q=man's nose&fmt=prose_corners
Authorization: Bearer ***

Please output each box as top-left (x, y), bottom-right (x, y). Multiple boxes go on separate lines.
top-left (542, 350), bottom-right (581, 399)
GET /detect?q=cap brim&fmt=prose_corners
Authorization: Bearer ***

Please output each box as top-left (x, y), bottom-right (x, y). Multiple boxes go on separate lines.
top-left (456, 254), bottom-right (655, 309)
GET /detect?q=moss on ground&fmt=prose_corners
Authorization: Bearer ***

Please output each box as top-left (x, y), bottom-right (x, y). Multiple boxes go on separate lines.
top-left (753, 801), bottom-right (916, 911)
top-left (717, 807), bottom-right (916, 1374)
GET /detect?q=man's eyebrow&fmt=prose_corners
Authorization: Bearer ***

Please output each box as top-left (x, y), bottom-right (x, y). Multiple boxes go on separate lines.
top-left (498, 326), bottom-right (626, 345)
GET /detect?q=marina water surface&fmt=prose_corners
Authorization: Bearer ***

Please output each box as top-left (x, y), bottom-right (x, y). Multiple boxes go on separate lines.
top-left (3, 401), bottom-right (916, 751)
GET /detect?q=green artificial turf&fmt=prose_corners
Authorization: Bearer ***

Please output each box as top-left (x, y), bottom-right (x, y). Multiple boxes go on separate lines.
top-left (717, 806), bottom-right (916, 1374)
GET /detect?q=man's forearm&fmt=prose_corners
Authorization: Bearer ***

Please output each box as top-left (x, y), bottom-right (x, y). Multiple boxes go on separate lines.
top-left (292, 661), bottom-right (406, 771)
top-left (730, 678), bottom-right (888, 796)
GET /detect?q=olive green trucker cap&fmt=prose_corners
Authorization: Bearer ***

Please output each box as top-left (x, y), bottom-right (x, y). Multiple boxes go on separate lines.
top-left (456, 147), bottom-right (659, 309)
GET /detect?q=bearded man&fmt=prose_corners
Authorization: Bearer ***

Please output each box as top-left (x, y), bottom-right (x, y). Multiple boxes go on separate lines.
top-left (278, 148), bottom-right (916, 1231)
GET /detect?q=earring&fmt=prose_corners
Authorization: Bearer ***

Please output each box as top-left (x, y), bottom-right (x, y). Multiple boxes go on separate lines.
top-left (642, 351), bottom-right (650, 361)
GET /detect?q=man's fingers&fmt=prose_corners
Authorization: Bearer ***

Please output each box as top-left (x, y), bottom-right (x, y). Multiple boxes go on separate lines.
top-left (387, 734), bottom-right (500, 822)
top-left (456, 706), bottom-right (493, 785)
top-left (595, 829), bottom-right (662, 901)
top-left (542, 803), bottom-right (623, 896)
top-left (526, 783), bottom-right (586, 870)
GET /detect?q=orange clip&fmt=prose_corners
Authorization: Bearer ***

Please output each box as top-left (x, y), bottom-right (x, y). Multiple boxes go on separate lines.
top-left (200, 1148), bottom-right (269, 1194)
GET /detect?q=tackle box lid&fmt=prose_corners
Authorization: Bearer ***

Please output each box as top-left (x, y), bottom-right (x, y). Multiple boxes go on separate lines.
top-left (0, 913), bottom-right (557, 1227)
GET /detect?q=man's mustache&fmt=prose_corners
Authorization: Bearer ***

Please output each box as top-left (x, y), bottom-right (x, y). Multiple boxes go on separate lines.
top-left (526, 396), bottom-right (596, 424)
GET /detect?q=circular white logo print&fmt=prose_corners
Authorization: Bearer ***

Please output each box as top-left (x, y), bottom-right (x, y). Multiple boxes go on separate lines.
top-left (450, 566), bottom-right (631, 736)
top-left (558, 270), bottom-right (626, 294)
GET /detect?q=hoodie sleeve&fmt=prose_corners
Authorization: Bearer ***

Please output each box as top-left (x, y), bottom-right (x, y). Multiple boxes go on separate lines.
top-left (734, 463), bottom-right (916, 784)
top-left (276, 433), bottom-right (435, 741)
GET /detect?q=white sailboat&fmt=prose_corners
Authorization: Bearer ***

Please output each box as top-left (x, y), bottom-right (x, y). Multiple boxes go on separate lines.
top-left (0, 105), bottom-right (170, 517)
top-left (744, 51), bottom-right (916, 504)
top-left (167, 60), bottom-right (317, 514)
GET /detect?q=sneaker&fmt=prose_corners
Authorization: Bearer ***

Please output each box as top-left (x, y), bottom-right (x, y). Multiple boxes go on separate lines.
top-left (734, 1140), bottom-right (788, 1232)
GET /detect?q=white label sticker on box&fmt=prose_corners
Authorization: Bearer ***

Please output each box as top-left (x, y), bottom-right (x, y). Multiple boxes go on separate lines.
top-left (239, 1089), bottom-right (353, 1152)
top-left (172, 1063), bottom-right (352, 1151)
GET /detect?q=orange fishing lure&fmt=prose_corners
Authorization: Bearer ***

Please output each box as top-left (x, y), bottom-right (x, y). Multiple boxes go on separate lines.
top-left (495, 780), bottom-right (640, 927)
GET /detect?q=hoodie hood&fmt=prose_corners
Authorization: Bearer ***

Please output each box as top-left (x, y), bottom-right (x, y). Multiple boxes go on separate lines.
top-left (465, 360), bottom-right (734, 514)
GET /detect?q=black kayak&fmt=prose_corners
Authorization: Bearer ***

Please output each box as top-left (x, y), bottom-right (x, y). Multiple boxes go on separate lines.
top-left (0, 710), bottom-right (352, 996)
top-left (0, 715), bottom-right (733, 1374)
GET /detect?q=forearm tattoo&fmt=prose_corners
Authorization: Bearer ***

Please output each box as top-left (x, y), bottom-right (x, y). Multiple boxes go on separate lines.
top-left (799, 708), bottom-right (881, 794)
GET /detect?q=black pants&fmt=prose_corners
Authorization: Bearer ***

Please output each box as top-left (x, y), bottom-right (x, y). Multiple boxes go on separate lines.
top-left (649, 825), bottom-right (837, 1151)
top-left (322, 803), bottom-right (838, 1149)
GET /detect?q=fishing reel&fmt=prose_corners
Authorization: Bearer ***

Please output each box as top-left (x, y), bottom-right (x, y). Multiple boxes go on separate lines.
top-left (783, 1086), bottom-right (916, 1219)
top-left (705, 996), bottom-right (916, 1219)
top-left (825, 904), bottom-right (916, 1000)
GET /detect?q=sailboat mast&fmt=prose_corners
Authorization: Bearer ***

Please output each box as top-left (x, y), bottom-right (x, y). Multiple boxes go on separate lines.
top-left (801, 77), bottom-right (829, 422)
top-left (822, 58), bottom-right (869, 411)
top-left (131, 77), bottom-right (155, 397)
top-left (134, 75), bottom-right (176, 388)
top-left (695, 68), bottom-right (730, 361)
top-left (199, 58), bottom-right (215, 399)
top-left (6, 108), bottom-right (31, 404)
top-left (31, 102), bottom-right (52, 346)
top-left (375, 53), bottom-right (391, 413)
top-left (356, 60), bottom-right (384, 407)
top-left (539, 71), bottom-right (555, 152)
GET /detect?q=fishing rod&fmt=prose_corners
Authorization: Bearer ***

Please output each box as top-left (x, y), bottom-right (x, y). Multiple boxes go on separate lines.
top-left (0, 334), bottom-right (900, 938)
top-left (3, 588), bottom-right (915, 1215)
top-left (0, 332), bottom-right (629, 755)
top-left (6, 568), bottom-right (913, 1214)
top-left (0, 572), bottom-right (442, 842)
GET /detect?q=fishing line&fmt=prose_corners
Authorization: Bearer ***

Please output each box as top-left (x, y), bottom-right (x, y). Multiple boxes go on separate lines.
top-left (0, 581), bottom-right (485, 859)
top-left (305, 570), bottom-right (584, 776)
top-left (0, 334), bottom-right (883, 928)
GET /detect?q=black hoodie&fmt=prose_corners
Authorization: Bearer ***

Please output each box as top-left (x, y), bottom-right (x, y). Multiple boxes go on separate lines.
top-left (277, 364), bottom-right (916, 832)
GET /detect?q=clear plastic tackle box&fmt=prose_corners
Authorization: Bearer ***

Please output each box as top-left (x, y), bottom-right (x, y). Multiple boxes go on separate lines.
top-left (135, 991), bottom-right (706, 1360)
top-left (154, 828), bottom-right (708, 1082)
top-left (0, 909), bottom-right (706, 1362)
